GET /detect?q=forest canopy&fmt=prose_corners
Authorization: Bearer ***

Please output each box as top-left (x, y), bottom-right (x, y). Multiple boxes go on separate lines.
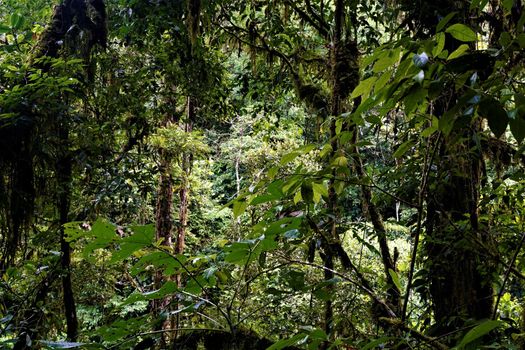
top-left (0, 0), bottom-right (525, 349)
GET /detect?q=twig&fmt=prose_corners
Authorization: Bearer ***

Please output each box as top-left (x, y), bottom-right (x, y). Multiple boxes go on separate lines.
top-left (492, 231), bottom-right (525, 319)
top-left (378, 317), bottom-right (449, 350)
top-left (402, 134), bottom-right (440, 321)
top-left (283, 257), bottom-right (397, 318)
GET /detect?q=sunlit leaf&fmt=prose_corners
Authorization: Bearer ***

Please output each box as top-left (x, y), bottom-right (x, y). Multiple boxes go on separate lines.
top-left (446, 24), bottom-right (477, 42)
top-left (447, 44), bottom-right (470, 60)
top-left (351, 76), bottom-right (377, 99)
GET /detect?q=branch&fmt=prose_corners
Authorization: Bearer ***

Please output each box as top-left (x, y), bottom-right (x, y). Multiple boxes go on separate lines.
top-left (283, 257), bottom-right (397, 318)
top-left (305, 0), bottom-right (330, 34)
top-left (492, 230), bottom-right (525, 319)
top-left (217, 22), bottom-right (295, 72)
top-left (402, 133), bottom-right (441, 321)
top-left (285, 0), bottom-right (329, 38)
top-left (378, 317), bottom-right (449, 350)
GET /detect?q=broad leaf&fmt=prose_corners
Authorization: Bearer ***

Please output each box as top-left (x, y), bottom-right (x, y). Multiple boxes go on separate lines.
top-left (267, 333), bottom-right (308, 350)
top-left (388, 269), bottom-right (402, 292)
top-left (447, 44), bottom-right (470, 60)
top-left (446, 24), bottom-right (477, 42)
top-left (454, 320), bottom-right (502, 349)
top-left (393, 139), bottom-right (415, 158)
top-left (436, 12), bottom-right (457, 32)
top-left (110, 224), bottom-right (154, 263)
top-left (433, 33), bottom-right (446, 57)
top-left (351, 77), bottom-right (377, 99)
top-left (478, 98), bottom-right (508, 137)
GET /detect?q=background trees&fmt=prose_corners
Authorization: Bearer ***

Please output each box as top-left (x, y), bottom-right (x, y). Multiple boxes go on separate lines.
top-left (0, 0), bottom-right (525, 349)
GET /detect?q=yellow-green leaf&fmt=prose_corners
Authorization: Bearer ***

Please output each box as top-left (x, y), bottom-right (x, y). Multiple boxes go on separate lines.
top-left (433, 32), bottom-right (446, 57)
top-left (446, 24), bottom-right (477, 42)
top-left (351, 77), bottom-right (377, 99)
top-left (388, 269), bottom-right (402, 292)
top-left (447, 44), bottom-right (469, 60)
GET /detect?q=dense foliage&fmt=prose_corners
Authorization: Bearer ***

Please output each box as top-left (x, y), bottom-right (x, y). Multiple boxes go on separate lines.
top-left (1, 0), bottom-right (525, 349)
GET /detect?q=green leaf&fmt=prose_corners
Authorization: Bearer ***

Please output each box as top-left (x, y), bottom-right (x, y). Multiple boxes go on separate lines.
top-left (470, 0), bottom-right (482, 10)
top-left (0, 24), bottom-right (10, 33)
top-left (436, 12), bottom-right (457, 32)
top-left (447, 44), bottom-right (470, 60)
top-left (131, 251), bottom-right (182, 276)
top-left (312, 182), bottom-right (328, 201)
top-left (250, 194), bottom-right (278, 205)
top-left (454, 320), bottom-right (502, 349)
top-left (433, 32), bottom-right (446, 57)
top-left (478, 98), bottom-right (508, 137)
top-left (502, 0), bottom-right (514, 11)
top-left (393, 139), bottom-right (415, 158)
top-left (284, 270), bottom-right (305, 290)
top-left (280, 151), bottom-right (299, 165)
top-left (388, 269), bottom-right (402, 292)
top-left (233, 199), bottom-right (249, 218)
top-left (110, 224), bottom-right (154, 263)
top-left (375, 69), bottom-right (394, 92)
top-left (267, 166), bottom-right (278, 179)
top-left (446, 24), bottom-right (477, 42)
top-left (63, 221), bottom-right (88, 242)
top-left (280, 144), bottom-right (315, 165)
top-left (361, 337), bottom-right (396, 350)
top-left (83, 219), bottom-right (118, 261)
top-left (517, 33), bottom-right (525, 48)
top-left (421, 119), bottom-right (439, 137)
top-left (267, 334), bottom-right (307, 350)
top-left (372, 48), bottom-right (400, 72)
top-left (307, 328), bottom-right (327, 341)
top-left (10, 13), bottom-right (24, 30)
top-left (224, 249), bottom-right (250, 264)
top-left (331, 155), bottom-right (348, 167)
top-left (124, 281), bottom-right (179, 304)
top-left (282, 176), bottom-right (302, 194)
top-left (301, 182), bottom-right (314, 203)
top-left (351, 76), bottom-right (377, 99)
top-left (225, 242), bottom-right (252, 265)
top-left (439, 109), bottom-right (456, 136)
top-left (516, 93), bottom-right (525, 116)
top-left (509, 113), bottom-right (525, 143)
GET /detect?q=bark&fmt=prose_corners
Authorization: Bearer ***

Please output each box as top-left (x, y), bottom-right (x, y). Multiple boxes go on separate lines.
top-left (398, 0), bottom-right (495, 333)
top-left (355, 153), bottom-right (401, 314)
top-left (321, 0), bottom-right (345, 337)
top-left (155, 153), bottom-right (175, 250)
top-left (176, 98), bottom-right (195, 257)
top-left (170, 98), bottom-right (195, 348)
top-left (57, 122), bottom-right (78, 341)
top-left (10, 0), bottom-right (107, 342)
top-left (153, 147), bottom-right (175, 347)
top-left (425, 121), bottom-right (493, 331)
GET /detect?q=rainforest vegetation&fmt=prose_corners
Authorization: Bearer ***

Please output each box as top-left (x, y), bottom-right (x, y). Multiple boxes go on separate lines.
top-left (0, 0), bottom-right (524, 348)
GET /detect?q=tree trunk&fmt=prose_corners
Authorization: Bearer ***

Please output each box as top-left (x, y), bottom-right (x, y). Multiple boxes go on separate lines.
top-left (175, 98), bottom-right (195, 257)
top-left (57, 121), bottom-right (78, 341)
top-left (153, 147), bottom-right (175, 346)
top-left (425, 121), bottom-right (493, 332)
